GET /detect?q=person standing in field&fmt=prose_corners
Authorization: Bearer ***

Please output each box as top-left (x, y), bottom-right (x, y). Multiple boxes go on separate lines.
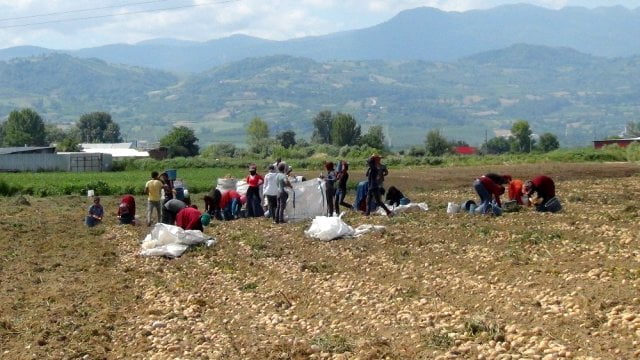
top-left (245, 164), bottom-right (264, 217)
top-left (85, 196), bottom-right (104, 227)
top-left (365, 155), bottom-right (392, 217)
top-left (335, 160), bottom-right (352, 213)
top-left (275, 162), bottom-right (292, 223)
top-left (262, 164), bottom-right (279, 222)
top-left (323, 161), bottom-right (337, 216)
top-left (144, 171), bottom-right (163, 226)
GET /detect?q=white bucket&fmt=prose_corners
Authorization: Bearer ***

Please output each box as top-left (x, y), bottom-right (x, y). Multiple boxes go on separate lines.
top-left (521, 195), bottom-right (529, 206)
top-left (446, 202), bottom-right (460, 214)
top-left (87, 189), bottom-right (95, 197)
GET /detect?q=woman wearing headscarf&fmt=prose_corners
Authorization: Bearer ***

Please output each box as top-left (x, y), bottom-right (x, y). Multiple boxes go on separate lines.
top-left (245, 164), bottom-right (264, 217)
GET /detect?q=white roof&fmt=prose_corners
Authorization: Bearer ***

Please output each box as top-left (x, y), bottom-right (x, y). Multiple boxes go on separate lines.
top-left (81, 142), bottom-right (134, 149)
top-left (81, 148), bottom-right (149, 158)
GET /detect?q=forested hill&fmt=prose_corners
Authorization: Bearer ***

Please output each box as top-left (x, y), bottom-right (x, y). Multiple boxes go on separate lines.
top-left (1, 5), bottom-right (640, 73)
top-left (2, 45), bottom-right (640, 147)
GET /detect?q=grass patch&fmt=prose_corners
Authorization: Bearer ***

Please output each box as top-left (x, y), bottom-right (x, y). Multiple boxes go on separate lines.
top-left (311, 334), bottom-right (353, 353)
top-left (464, 316), bottom-right (505, 342)
top-left (423, 331), bottom-right (454, 349)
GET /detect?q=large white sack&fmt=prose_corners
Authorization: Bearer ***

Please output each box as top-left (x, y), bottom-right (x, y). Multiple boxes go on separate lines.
top-left (140, 223), bottom-right (216, 258)
top-left (304, 215), bottom-right (355, 241)
top-left (286, 178), bottom-right (327, 221)
top-left (376, 202), bottom-right (429, 215)
top-left (216, 178), bottom-right (238, 191)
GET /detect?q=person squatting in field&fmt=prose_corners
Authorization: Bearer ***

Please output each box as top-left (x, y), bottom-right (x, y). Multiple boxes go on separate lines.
top-left (473, 173), bottom-right (509, 214)
top-left (85, 196), bottom-right (104, 227)
top-left (524, 175), bottom-right (561, 212)
top-left (163, 198), bottom-right (187, 225)
top-left (175, 205), bottom-right (210, 231)
top-left (117, 195), bottom-right (136, 225)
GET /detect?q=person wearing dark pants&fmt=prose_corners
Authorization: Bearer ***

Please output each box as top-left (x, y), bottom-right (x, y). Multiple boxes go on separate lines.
top-left (323, 161), bottom-right (337, 216)
top-left (334, 161), bottom-right (352, 212)
top-left (275, 162), bottom-right (292, 223)
top-left (245, 164), bottom-right (264, 217)
top-left (365, 155), bottom-right (392, 217)
top-left (263, 165), bottom-right (278, 221)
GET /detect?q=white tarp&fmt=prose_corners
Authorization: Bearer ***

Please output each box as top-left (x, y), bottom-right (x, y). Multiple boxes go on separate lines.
top-left (140, 223), bottom-right (216, 258)
top-left (305, 214), bottom-right (387, 241)
top-left (375, 202), bottom-right (429, 215)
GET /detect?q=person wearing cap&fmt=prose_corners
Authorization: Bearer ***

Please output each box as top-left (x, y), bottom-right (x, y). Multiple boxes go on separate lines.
top-left (144, 171), bottom-right (164, 226)
top-left (263, 164), bottom-right (279, 221)
top-left (117, 194), bottom-right (136, 225)
top-left (175, 205), bottom-right (207, 231)
top-left (85, 196), bottom-right (104, 227)
top-left (365, 154), bottom-right (392, 216)
top-left (162, 198), bottom-right (187, 225)
top-left (524, 175), bottom-right (558, 212)
top-left (473, 173), bottom-right (508, 214)
top-left (245, 164), bottom-right (264, 217)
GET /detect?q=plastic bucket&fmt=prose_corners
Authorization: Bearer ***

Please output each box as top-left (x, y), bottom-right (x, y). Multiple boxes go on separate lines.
top-left (87, 189), bottom-right (94, 197)
top-left (166, 169), bottom-right (177, 181)
top-left (544, 197), bottom-right (562, 213)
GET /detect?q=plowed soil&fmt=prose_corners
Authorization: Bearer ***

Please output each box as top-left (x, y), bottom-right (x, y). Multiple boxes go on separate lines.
top-left (1, 162), bottom-right (639, 359)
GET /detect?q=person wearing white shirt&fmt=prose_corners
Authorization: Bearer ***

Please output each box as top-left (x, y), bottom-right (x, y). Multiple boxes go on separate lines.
top-left (262, 164), bottom-right (279, 221)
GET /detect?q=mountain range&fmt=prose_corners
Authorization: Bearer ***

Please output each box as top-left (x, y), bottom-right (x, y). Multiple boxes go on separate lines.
top-left (2, 43), bottom-right (639, 147)
top-left (1, 4), bottom-right (640, 73)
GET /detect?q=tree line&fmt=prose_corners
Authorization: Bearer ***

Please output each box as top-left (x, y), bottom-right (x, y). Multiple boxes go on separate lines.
top-left (4, 107), bottom-right (612, 160)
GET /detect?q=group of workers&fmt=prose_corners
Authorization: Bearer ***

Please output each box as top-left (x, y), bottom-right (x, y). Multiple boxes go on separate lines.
top-left (84, 156), bottom-right (560, 228)
top-left (472, 173), bottom-right (560, 214)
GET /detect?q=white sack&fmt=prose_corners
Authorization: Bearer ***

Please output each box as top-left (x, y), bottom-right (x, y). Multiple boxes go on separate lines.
top-left (304, 214), bottom-right (354, 241)
top-left (376, 202), bottom-right (429, 215)
top-left (140, 223), bottom-right (216, 258)
top-left (216, 178), bottom-right (238, 191)
top-left (353, 224), bottom-right (386, 237)
top-left (286, 178), bottom-right (327, 222)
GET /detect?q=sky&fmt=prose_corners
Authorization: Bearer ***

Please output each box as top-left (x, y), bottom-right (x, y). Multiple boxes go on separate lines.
top-left (1, 0), bottom-right (639, 50)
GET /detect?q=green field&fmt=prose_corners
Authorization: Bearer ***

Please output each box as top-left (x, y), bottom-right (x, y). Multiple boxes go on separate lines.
top-left (0, 168), bottom-right (247, 197)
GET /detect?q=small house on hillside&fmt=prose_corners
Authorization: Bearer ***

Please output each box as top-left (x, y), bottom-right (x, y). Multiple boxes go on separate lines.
top-left (593, 138), bottom-right (640, 149)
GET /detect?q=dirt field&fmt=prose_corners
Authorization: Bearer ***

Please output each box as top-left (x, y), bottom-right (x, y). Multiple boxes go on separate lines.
top-left (1, 162), bottom-right (639, 359)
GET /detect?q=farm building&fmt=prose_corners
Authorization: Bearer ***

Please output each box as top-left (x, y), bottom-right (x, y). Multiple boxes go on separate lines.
top-left (80, 142), bottom-right (150, 159)
top-left (454, 146), bottom-right (478, 155)
top-left (0, 147), bottom-right (112, 172)
top-left (593, 138), bottom-right (640, 149)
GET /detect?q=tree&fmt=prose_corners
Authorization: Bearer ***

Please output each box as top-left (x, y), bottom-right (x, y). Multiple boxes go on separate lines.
top-left (538, 132), bottom-right (560, 152)
top-left (331, 113), bottom-right (361, 146)
top-left (511, 120), bottom-right (533, 153)
top-left (203, 143), bottom-right (238, 158)
top-left (482, 136), bottom-right (511, 154)
top-left (57, 136), bottom-right (82, 152)
top-left (311, 110), bottom-right (333, 144)
top-left (276, 130), bottom-right (296, 149)
top-left (77, 112), bottom-right (122, 143)
top-left (160, 126), bottom-right (199, 157)
top-left (246, 117), bottom-right (271, 154)
top-left (359, 125), bottom-right (386, 150)
top-left (2, 108), bottom-right (47, 146)
top-left (425, 130), bottom-right (450, 156)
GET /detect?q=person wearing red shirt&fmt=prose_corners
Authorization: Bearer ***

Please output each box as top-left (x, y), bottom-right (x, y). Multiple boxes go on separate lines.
top-left (175, 206), bottom-right (204, 231)
top-left (507, 179), bottom-right (525, 205)
top-left (220, 190), bottom-right (241, 220)
top-left (473, 173), bottom-right (508, 214)
top-left (245, 164), bottom-right (264, 217)
top-left (524, 175), bottom-right (558, 212)
top-left (117, 195), bottom-right (136, 224)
